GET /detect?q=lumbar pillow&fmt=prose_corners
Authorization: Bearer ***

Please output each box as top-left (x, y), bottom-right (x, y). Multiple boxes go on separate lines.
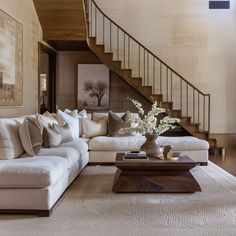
top-left (19, 117), bottom-right (42, 156)
top-left (56, 110), bottom-right (79, 138)
top-left (64, 109), bottom-right (88, 136)
top-left (42, 125), bottom-right (62, 148)
top-left (36, 112), bottom-right (58, 132)
top-left (82, 117), bottom-right (107, 138)
top-left (108, 111), bottom-right (132, 136)
top-left (54, 123), bottom-right (73, 143)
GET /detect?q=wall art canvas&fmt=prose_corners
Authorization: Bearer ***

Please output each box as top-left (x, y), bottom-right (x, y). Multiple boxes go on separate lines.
top-left (0, 9), bottom-right (23, 107)
top-left (78, 64), bottom-right (110, 111)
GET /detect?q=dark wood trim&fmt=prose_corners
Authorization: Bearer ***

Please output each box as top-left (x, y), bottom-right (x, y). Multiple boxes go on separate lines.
top-left (88, 162), bottom-right (115, 166)
top-left (0, 209), bottom-right (51, 217)
top-left (38, 42), bottom-right (57, 113)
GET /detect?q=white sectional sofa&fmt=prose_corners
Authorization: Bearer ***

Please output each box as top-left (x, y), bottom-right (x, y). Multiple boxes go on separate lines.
top-left (0, 113), bottom-right (209, 216)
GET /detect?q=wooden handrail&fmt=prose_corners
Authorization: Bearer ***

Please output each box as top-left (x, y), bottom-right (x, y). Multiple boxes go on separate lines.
top-left (86, 0), bottom-right (209, 97)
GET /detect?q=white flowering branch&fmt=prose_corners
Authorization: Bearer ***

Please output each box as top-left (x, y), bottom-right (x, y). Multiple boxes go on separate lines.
top-left (119, 98), bottom-right (180, 135)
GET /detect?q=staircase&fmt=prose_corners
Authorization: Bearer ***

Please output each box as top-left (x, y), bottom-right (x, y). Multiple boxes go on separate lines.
top-left (83, 0), bottom-right (215, 145)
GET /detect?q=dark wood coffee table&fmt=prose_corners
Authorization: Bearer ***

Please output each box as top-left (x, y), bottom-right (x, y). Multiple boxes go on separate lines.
top-left (112, 153), bottom-right (201, 193)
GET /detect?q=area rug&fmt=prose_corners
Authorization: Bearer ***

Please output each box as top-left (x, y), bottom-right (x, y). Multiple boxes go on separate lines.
top-left (0, 162), bottom-right (236, 236)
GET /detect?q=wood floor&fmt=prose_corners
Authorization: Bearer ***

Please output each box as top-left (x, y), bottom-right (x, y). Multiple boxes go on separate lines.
top-left (209, 148), bottom-right (236, 176)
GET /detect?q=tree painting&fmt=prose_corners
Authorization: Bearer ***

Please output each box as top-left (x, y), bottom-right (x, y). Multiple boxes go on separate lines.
top-left (83, 80), bottom-right (108, 106)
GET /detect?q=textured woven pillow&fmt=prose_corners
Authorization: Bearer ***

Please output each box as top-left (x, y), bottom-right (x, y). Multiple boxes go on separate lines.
top-left (42, 125), bottom-right (62, 148)
top-left (19, 117), bottom-right (42, 156)
top-left (108, 111), bottom-right (131, 136)
top-left (82, 117), bottom-right (107, 138)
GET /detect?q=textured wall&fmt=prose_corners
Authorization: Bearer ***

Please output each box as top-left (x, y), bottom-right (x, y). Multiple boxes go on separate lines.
top-left (95, 0), bottom-right (236, 134)
top-left (0, 0), bottom-right (42, 117)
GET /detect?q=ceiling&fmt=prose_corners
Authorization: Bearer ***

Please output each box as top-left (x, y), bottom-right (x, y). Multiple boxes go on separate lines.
top-left (33, 0), bottom-right (87, 44)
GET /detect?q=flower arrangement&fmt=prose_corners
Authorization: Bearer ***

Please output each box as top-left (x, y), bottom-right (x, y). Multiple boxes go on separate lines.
top-left (119, 98), bottom-right (180, 136)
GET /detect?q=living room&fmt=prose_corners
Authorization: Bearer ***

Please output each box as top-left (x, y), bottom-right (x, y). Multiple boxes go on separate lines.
top-left (0, 0), bottom-right (236, 235)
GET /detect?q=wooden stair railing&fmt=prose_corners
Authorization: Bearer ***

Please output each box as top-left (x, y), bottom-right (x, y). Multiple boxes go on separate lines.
top-left (83, 0), bottom-right (213, 143)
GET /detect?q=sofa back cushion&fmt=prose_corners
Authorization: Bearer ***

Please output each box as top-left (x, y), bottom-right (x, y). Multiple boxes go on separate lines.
top-left (0, 117), bottom-right (25, 160)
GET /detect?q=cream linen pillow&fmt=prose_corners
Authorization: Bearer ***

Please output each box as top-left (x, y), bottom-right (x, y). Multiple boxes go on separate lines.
top-left (56, 110), bottom-right (79, 138)
top-left (82, 117), bottom-right (107, 138)
top-left (64, 109), bottom-right (88, 136)
top-left (19, 117), bottom-right (42, 156)
top-left (54, 123), bottom-right (73, 143)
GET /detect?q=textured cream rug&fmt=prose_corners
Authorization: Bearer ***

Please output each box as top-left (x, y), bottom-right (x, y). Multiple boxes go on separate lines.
top-left (0, 162), bottom-right (236, 236)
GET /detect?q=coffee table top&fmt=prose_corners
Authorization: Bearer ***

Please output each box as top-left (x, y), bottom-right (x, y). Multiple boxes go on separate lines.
top-left (115, 152), bottom-right (197, 170)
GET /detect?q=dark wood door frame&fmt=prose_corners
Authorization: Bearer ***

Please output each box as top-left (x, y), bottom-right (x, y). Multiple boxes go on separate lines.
top-left (38, 42), bottom-right (57, 113)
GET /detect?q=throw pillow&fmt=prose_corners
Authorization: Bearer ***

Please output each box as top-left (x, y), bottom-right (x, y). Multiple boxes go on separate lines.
top-left (54, 123), bottom-right (73, 143)
top-left (108, 111), bottom-right (132, 136)
top-left (64, 109), bottom-right (88, 136)
top-left (36, 112), bottom-right (58, 132)
top-left (56, 109), bottom-right (79, 138)
top-left (42, 125), bottom-right (62, 148)
top-left (19, 117), bottom-right (42, 156)
top-left (82, 117), bottom-right (107, 138)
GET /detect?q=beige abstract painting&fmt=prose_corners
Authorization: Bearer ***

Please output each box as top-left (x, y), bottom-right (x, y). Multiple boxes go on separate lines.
top-left (0, 9), bottom-right (23, 106)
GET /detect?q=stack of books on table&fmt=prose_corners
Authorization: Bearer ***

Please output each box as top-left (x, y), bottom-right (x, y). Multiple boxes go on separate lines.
top-left (124, 151), bottom-right (147, 159)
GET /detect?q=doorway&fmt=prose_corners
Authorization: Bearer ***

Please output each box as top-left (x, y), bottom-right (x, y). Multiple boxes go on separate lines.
top-left (38, 42), bottom-right (57, 113)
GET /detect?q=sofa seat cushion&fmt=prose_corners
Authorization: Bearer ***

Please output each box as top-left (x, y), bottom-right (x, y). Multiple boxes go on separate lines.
top-left (0, 156), bottom-right (67, 188)
top-left (157, 136), bottom-right (209, 150)
top-left (37, 147), bottom-right (80, 167)
top-left (89, 136), bottom-right (145, 151)
top-left (60, 138), bottom-right (89, 156)
top-left (89, 136), bottom-right (209, 151)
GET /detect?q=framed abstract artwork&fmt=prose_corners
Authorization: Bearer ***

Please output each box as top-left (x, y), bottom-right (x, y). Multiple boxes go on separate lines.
top-left (0, 9), bottom-right (23, 107)
top-left (77, 64), bottom-right (110, 111)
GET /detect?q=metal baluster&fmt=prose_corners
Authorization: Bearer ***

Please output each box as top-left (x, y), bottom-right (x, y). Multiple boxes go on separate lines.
top-left (117, 28), bottom-right (119, 60)
top-left (147, 53), bottom-right (149, 85)
top-left (193, 90), bottom-right (195, 123)
top-left (166, 67), bottom-right (168, 101)
top-left (180, 78), bottom-right (182, 111)
top-left (90, 0), bottom-right (92, 36)
top-left (186, 84), bottom-right (188, 116)
top-left (103, 15), bottom-right (105, 45)
top-left (160, 63), bottom-right (162, 94)
top-left (144, 50), bottom-right (146, 85)
top-left (128, 37), bottom-right (130, 69)
top-left (153, 57), bottom-right (155, 94)
top-left (171, 71), bottom-right (173, 101)
top-left (110, 21), bottom-right (112, 52)
top-left (198, 93), bottom-right (200, 125)
top-left (95, 7), bottom-right (97, 36)
top-left (124, 33), bottom-right (125, 68)
top-left (203, 96), bottom-right (206, 131)
top-left (138, 45), bottom-right (140, 77)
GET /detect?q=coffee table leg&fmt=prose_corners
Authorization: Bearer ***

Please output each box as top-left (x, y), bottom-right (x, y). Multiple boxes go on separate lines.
top-left (112, 169), bottom-right (201, 193)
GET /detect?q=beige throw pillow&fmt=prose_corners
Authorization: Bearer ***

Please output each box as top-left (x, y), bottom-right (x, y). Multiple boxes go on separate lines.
top-left (82, 117), bottom-right (107, 138)
top-left (108, 111), bottom-right (132, 136)
top-left (42, 125), bottom-right (62, 148)
top-left (19, 117), bottom-right (42, 156)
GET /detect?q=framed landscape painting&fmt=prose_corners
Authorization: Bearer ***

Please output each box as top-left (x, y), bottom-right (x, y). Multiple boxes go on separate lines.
top-left (77, 64), bottom-right (110, 111)
top-left (0, 9), bottom-right (23, 107)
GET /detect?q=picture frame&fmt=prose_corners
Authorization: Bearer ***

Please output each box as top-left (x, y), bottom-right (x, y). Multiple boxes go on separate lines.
top-left (77, 64), bottom-right (110, 111)
top-left (0, 9), bottom-right (23, 107)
